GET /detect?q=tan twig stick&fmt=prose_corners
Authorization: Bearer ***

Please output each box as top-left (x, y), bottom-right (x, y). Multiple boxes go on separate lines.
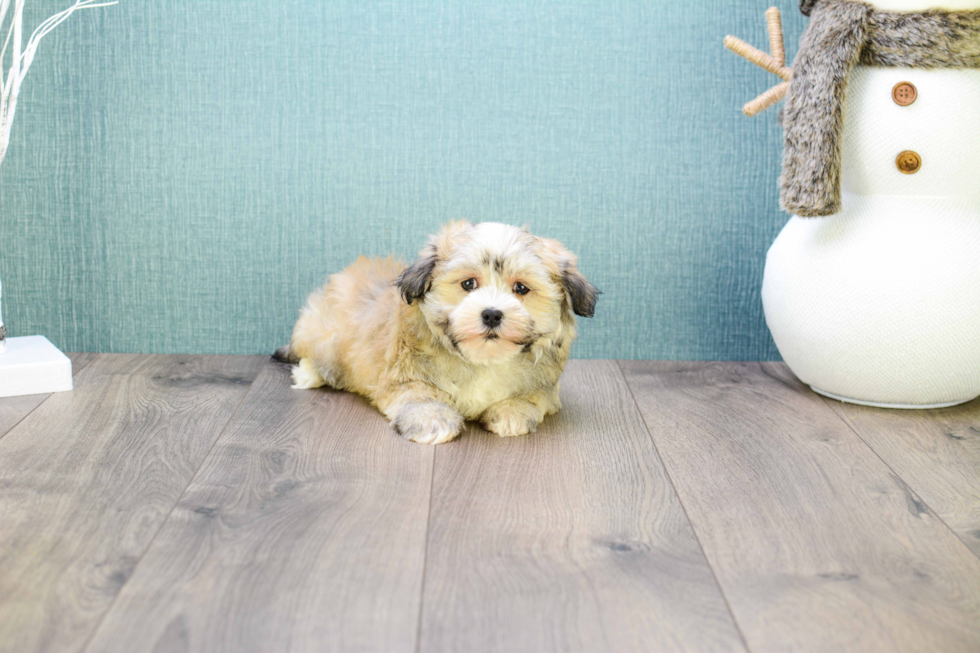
top-left (744, 81), bottom-right (789, 116)
top-left (766, 7), bottom-right (785, 66)
top-left (724, 7), bottom-right (793, 116)
top-left (724, 36), bottom-right (792, 81)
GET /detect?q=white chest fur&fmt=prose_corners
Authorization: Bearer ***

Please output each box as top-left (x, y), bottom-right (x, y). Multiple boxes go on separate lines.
top-left (434, 360), bottom-right (535, 419)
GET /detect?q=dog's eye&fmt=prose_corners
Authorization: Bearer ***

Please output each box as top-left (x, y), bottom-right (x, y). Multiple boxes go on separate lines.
top-left (461, 278), bottom-right (478, 291)
top-left (513, 282), bottom-right (530, 295)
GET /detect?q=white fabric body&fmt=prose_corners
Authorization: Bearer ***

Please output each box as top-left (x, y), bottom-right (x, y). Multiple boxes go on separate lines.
top-left (763, 67), bottom-right (980, 407)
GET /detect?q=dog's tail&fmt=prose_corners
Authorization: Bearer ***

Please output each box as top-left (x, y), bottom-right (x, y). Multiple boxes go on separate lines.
top-left (271, 345), bottom-right (299, 364)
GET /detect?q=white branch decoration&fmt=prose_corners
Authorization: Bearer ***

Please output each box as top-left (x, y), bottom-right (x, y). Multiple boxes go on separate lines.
top-left (0, 0), bottom-right (116, 353)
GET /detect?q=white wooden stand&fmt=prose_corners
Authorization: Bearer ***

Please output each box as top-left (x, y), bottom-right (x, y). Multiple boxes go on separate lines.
top-left (0, 336), bottom-right (73, 398)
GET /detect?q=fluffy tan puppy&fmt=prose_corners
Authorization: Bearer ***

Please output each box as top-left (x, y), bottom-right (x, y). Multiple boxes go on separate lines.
top-left (275, 221), bottom-right (598, 444)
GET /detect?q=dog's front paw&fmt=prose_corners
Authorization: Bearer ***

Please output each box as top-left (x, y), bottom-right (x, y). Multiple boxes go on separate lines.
top-left (291, 358), bottom-right (326, 389)
top-left (481, 401), bottom-right (537, 438)
top-left (392, 401), bottom-right (464, 445)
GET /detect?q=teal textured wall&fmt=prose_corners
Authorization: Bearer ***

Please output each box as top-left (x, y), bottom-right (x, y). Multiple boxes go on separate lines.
top-left (0, 1), bottom-right (805, 359)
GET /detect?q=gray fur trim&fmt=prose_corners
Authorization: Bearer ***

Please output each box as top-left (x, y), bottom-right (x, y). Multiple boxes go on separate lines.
top-left (782, 1), bottom-right (980, 217)
top-left (781, 1), bottom-right (870, 217)
top-left (862, 10), bottom-right (980, 68)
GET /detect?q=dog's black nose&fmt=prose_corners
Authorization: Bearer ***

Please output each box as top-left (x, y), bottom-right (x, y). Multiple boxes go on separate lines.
top-left (481, 308), bottom-right (503, 329)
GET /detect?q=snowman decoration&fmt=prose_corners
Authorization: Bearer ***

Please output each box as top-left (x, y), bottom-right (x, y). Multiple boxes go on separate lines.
top-left (727, 0), bottom-right (980, 408)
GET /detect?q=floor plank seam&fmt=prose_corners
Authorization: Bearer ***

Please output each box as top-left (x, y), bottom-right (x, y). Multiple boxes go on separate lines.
top-left (414, 447), bottom-right (437, 653)
top-left (76, 369), bottom-right (264, 653)
top-left (819, 393), bottom-right (980, 564)
top-left (69, 353), bottom-right (100, 377)
top-left (0, 397), bottom-right (52, 442)
top-left (0, 354), bottom-right (99, 442)
top-left (615, 360), bottom-right (754, 653)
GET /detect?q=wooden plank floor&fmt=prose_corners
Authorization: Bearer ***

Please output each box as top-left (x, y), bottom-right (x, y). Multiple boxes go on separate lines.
top-left (0, 355), bottom-right (264, 653)
top-left (0, 356), bottom-right (977, 653)
top-left (0, 352), bottom-right (96, 439)
top-left (620, 362), bottom-right (980, 653)
top-left (419, 361), bottom-right (743, 652)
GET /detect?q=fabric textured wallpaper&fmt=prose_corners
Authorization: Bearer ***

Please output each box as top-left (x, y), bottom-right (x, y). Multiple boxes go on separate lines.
top-left (0, 1), bottom-right (804, 359)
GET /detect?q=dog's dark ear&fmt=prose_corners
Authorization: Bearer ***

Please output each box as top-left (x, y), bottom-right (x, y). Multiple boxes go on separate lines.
top-left (396, 220), bottom-right (472, 305)
top-left (540, 238), bottom-right (600, 318)
top-left (562, 267), bottom-right (599, 318)
top-left (395, 252), bottom-right (436, 305)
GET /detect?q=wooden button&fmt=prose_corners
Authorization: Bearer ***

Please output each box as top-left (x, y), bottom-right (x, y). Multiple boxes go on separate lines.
top-left (896, 150), bottom-right (921, 174)
top-left (892, 81), bottom-right (917, 106)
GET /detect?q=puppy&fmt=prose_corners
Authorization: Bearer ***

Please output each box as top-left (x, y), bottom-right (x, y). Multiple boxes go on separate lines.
top-left (275, 221), bottom-right (598, 444)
